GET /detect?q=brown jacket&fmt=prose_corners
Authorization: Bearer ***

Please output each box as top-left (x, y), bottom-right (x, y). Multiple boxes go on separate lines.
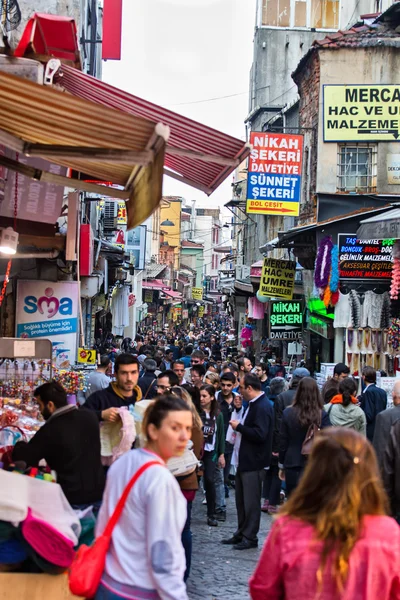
top-left (178, 424), bottom-right (203, 491)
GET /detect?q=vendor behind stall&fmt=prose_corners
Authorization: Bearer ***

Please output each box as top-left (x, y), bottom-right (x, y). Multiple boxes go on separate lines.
top-left (83, 353), bottom-right (142, 422)
top-left (13, 382), bottom-right (105, 509)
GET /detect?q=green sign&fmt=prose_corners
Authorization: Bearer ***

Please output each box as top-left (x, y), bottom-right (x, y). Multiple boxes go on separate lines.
top-left (269, 300), bottom-right (303, 341)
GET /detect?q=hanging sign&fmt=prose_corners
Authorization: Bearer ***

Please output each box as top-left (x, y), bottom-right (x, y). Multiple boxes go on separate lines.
top-left (192, 287), bottom-right (203, 300)
top-left (269, 300), bottom-right (303, 340)
top-left (117, 201), bottom-right (127, 225)
top-left (144, 290), bottom-right (154, 303)
top-left (246, 132), bottom-right (303, 216)
top-left (78, 348), bottom-right (97, 365)
top-left (338, 234), bottom-right (393, 279)
top-left (323, 85), bottom-right (400, 142)
top-left (258, 258), bottom-right (296, 300)
top-left (198, 306), bottom-right (205, 317)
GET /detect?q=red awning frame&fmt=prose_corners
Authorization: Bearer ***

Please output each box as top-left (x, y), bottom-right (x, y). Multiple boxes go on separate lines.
top-left (54, 64), bottom-right (250, 196)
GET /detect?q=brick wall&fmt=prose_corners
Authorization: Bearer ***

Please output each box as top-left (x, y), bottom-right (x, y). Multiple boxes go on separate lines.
top-left (293, 51), bottom-right (320, 225)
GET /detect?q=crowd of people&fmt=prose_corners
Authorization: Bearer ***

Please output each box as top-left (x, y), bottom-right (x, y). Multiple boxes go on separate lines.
top-left (10, 321), bottom-right (400, 599)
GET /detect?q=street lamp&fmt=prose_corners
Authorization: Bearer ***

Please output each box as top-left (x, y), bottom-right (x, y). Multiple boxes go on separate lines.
top-left (160, 219), bottom-right (175, 227)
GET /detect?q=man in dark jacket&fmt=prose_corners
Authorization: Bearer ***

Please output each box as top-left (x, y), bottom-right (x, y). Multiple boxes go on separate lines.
top-left (138, 358), bottom-right (158, 399)
top-left (373, 381), bottom-right (400, 471)
top-left (221, 374), bottom-right (274, 550)
top-left (13, 382), bottom-right (105, 508)
top-left (359, 366), bottom-right (387, 441)
top-left (84, 353), bottom-right (142, 421)
top-left (382, 408), bottom-right (400, 523)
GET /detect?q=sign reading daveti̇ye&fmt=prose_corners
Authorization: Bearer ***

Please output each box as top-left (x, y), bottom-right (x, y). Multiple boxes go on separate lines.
top-left (258, 258), bottom-right (296, 300)
top-left (269, 300), bottom-right (303, 341)
top-left (324, 85), bottom-right (400, 141)
top-left (246, 132), bottom-right (303, 216)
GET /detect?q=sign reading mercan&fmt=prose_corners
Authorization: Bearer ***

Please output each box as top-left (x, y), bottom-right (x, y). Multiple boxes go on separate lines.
top-left (269, 300), bottom-right (303, 341)
top-left (246, 132), bottom-right (303, 216)
top-left (338, 234), bottom-right (393, 279)
top-left (324, 85), bottom-right (400, 141)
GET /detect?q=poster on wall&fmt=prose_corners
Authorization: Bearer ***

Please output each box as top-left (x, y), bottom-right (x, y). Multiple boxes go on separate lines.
top-left (258, 258), bottom-right (296, 300)
top-left (16, 281), bottom-right (79, 368)
top-left (387, 155), bottom-right (400, 184)
top-left (323, 85), bottom-right (400, 142)
top-left (246, 132), bottom-right (303, 216)
top-left (126, 225), bottom-right (146, 270)
top-left (338, 234), bottom-right (393, 279)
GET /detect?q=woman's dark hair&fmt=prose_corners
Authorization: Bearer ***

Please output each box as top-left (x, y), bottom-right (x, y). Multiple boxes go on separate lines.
top-left (34, 381), bottom-right (67, 408)
top-left (200, 384), bottom-right (219, 419)
top-left (142, 394), bottom-right (191, 440)
top-left (292, 377), bottom-right (324, 427)
top-left (339, 377), bottom-right (358, 407)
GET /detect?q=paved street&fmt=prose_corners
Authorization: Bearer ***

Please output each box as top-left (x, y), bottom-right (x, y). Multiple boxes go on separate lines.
top-left (186, 490), bottom-right (273, 600)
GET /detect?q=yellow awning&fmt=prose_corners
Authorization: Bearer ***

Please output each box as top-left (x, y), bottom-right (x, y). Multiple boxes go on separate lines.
top-left (0, 70), bottom-right (169, 228)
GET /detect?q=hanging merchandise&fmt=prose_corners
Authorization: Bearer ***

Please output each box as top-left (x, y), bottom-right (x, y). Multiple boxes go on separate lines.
top-left (390, 241), bottom-right (400, 300)
top-left (349, 290), bottom-right (361, 328)
top-left (314, 237), bottom-right (339, 307)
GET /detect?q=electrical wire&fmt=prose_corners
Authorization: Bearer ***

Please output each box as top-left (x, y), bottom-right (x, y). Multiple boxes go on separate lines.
top-left (168, 83), bottom-right (297, 107)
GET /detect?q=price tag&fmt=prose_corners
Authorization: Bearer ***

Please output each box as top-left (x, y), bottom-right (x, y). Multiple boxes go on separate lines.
top-left (78, 348), bottom-right (97, 365)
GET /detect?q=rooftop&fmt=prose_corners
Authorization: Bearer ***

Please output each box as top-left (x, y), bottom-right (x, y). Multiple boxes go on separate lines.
top-left (181, 240), bottom-right (204, 248)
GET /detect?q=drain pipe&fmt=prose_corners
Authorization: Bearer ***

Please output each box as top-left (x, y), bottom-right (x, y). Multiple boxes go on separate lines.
top-left (0, 250), bottom-right (60, 259)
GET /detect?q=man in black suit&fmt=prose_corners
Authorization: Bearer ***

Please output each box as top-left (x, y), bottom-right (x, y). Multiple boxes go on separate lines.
top-left (373, 380), bottom-right (400, 470)
top-left (221, 373), bottom-right (274, 550)
top-left (359, 366), bottom-right (387, 441)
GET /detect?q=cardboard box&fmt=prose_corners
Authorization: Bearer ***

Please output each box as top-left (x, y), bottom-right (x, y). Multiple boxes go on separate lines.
top-left (0, 573), bottom-right (83, 600)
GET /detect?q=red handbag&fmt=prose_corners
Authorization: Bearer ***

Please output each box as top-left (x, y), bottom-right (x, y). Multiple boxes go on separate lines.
top-left (69, 460), bottom-right (161, 598)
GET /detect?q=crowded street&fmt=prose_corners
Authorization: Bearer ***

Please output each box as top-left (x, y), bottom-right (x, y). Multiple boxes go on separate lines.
top-left (2, 0), bottom-right (400, 599)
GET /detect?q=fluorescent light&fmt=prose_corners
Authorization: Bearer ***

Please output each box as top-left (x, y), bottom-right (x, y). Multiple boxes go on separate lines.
top-left (0, 228), bottom-right (19, 255)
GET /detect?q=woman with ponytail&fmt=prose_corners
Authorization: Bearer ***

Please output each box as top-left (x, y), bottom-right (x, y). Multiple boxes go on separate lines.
top-left (250, 428), bottom-right (400, 600)
top-left (325, 377), bottom-right (366, 436)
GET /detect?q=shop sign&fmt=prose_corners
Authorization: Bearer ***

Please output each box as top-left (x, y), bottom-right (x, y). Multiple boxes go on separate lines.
top-left (182, 309), bottom-right (189, 319)
top-left (258, 258), bottom-right (296, 300)
top-left (16, 281), bottom-right (79, 367)
top-left (323, 85), bottom-right (400, 142)
top-left (144, 290), bottom-right (154, 303)
top-left (77, 348), bottom-right (97, 365)
top-left (269, 300), bottom-right (303, 341)
top-left (192, 287), bottom-right (203, 300)
top-left (308, 315), bottom-right (334, 339)
top-left (338, 234), bottom-right (393, 280)
top-left (246, 132), bottom-right (303, 217)
top-left (387, 155), bottom-right (400, 184)
top-left (117, 201), bottom-right (127, 225)
top-left (198, 306), bottom-right (205, 317)
top-left (126, 225), bottom-right (146, 270)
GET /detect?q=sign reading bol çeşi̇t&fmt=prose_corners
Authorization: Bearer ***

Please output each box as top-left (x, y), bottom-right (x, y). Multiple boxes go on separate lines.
top-left (258, 258), bottom-right (296, 300)
top-left (323, 85), bottom-right (400, 141)
top-left (246, 132), bottom-right (303, 217)
top-left (269, 300), bottom-right (303, 341)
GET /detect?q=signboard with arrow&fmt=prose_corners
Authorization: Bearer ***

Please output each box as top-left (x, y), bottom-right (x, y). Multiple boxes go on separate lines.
top-left (246, 132), bottom-right (303, 216)
top-left (268, 300), bottom-right (303, 341)
top-left (324, 85), bottom-right (400, 142)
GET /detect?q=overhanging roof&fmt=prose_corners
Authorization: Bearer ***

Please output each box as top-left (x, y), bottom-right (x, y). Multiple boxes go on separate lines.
top-left (54, 64), bottom-right (250, 195)
top-left (357, 207), bottom-right (400, 240)
top-left (0, 69), bottom-right (168, 229)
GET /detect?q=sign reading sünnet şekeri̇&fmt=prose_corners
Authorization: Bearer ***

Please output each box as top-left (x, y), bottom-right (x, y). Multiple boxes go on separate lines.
top-left (246, 132), bottom-right (303, 216)
top-left (258, 258), bottom-right (296, 300)
top-left (324, 85), bottom-right (400, 142)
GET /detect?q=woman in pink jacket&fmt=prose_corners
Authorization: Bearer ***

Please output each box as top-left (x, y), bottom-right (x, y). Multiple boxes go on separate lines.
top-left (249, 428), bottom-right (400, 600)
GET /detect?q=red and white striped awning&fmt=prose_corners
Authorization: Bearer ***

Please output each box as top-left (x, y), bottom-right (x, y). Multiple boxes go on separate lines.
top-left (55, 64), bottom-right (250, 195)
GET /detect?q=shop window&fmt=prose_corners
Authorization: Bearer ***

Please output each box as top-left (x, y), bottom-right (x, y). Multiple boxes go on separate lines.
top-left (311, 0), bottom-right (339, 29)
top-left (337, 144), bottom-right (377, 193)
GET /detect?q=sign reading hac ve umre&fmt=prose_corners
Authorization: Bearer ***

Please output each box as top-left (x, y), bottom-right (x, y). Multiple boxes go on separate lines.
top-left (258, 258), bottom-right (296, 300)
top-left (324, 85), bottom-right (400, 142)
top-left (269, 300), bottom-right (303, 341)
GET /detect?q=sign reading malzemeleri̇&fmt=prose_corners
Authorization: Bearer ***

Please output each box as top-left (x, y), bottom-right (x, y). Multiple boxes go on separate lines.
top-left (246, 132), bottom-right (303, 216)
top-left (269, 300), bottom-right (303, 341)
top-left (338, 234), bottom-right (393, 279)
top-left (324, 85), bottom-right (400, 142)
top-left (258, 258), bottom-right (296, 300)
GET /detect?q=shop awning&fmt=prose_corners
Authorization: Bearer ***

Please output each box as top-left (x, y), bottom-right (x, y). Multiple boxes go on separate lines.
top-left (14, 13), bottom-right (81, 68)
top-left (54, 64), bottom-right (250, 195)
top-left (142, 280), bottom-right (168, 290)
top-left (357, 207), bottom-right (400, 240)
top-left (0, 70), bottom-right (168, 229)
top-left (162, 289), bottom-right (183, 299)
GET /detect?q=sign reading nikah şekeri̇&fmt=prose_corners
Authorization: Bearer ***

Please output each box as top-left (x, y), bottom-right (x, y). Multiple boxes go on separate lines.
top-left (269, 300), bottom-right (303, 341)
top-left (324, 85), bottom-right (400, 141)
top-left (246, 132), bottom-right (303, 216)
top-left (258, 258), bottom-right (296, 300)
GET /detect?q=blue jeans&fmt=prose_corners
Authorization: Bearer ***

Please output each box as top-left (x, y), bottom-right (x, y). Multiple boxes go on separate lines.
top-left (214, 465), bottom-right (225, 512)
top-left (181, 500), bottom-right (192, 582)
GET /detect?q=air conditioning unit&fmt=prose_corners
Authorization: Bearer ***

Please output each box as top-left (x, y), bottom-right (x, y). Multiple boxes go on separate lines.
top-left (235, 265), bottom-right (242, 280)
top-left (236, 255), bottom-right (243, 267)
top-left (242, 265), bottom-right (250, 279)
top-left (103, 201), bottom-right (118, 231)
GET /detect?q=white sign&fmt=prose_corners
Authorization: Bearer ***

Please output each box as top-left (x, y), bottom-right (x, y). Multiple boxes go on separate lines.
top-left (16, 280), bottom-right (79, 367)
top-left (380, 377), bottom-right (397, 408)
top-left (387, 154), bottom-right (400, 184)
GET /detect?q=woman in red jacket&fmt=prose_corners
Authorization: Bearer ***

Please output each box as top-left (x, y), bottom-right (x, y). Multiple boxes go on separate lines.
top-left (250, 428), bottom-right (400, 600)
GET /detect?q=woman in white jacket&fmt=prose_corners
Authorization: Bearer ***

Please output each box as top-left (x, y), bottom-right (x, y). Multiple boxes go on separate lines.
top-left (95, 394), bottom-right (192, 600)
